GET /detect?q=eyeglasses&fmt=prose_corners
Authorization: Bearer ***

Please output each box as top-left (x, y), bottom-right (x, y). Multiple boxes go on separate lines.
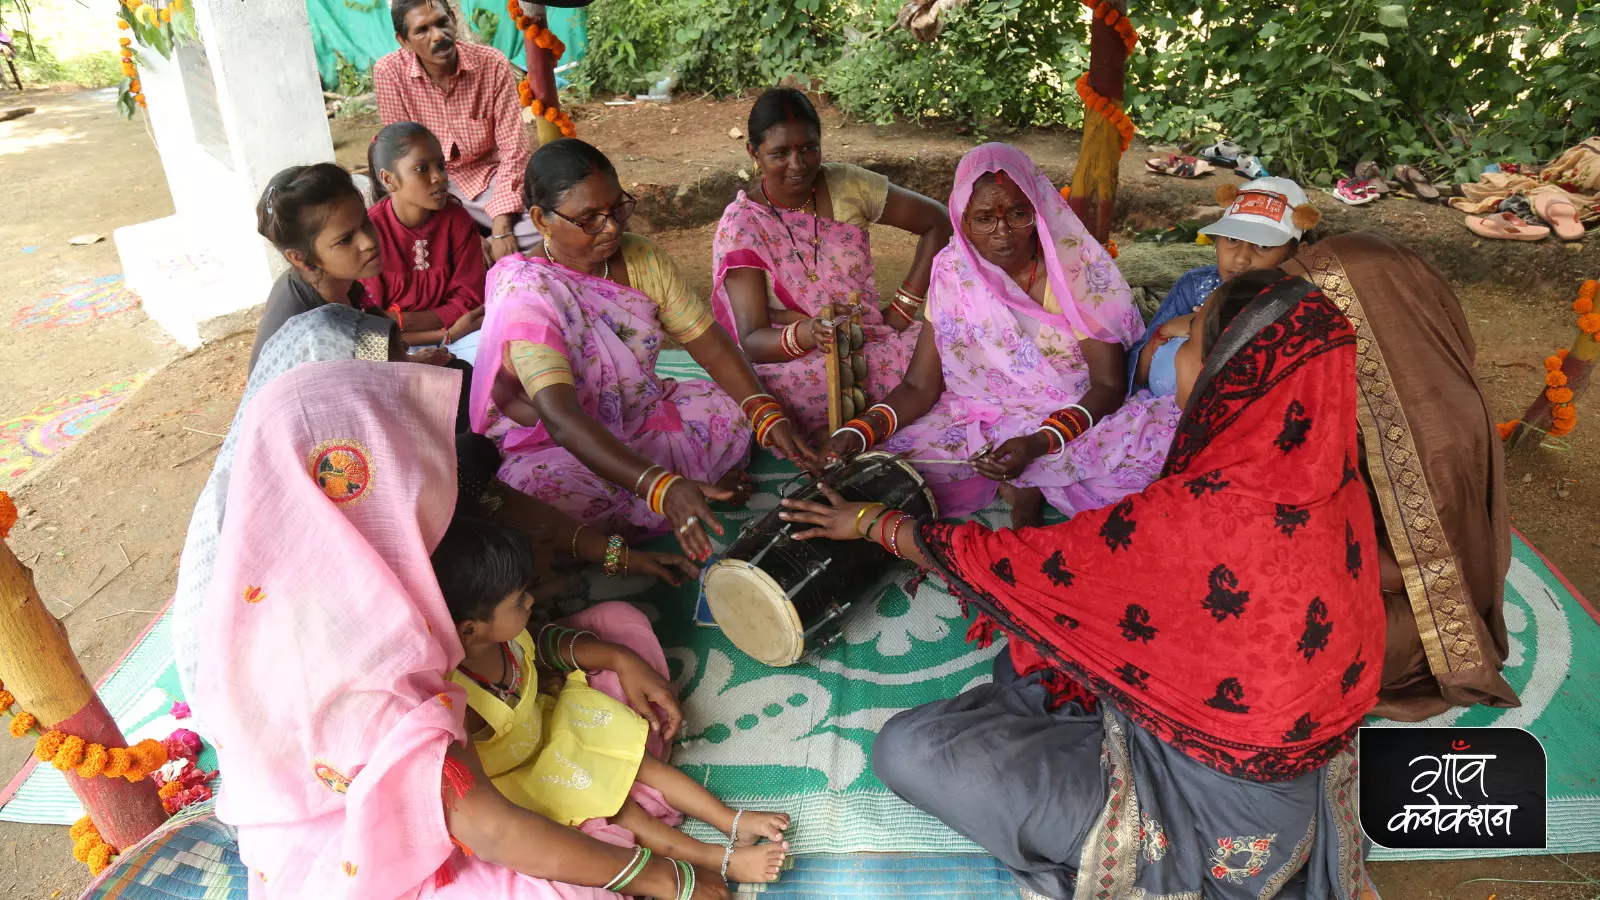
top-left (965, 207), bottom-right (1036, 235)
top-left (548, 191), bottom-right (637, 235)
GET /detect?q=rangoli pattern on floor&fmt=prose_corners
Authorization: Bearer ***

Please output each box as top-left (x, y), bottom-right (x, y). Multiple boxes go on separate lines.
top-left (0, 373), bottom-right (149, 482)
top-left (11, 274), bottom-right (140, 328)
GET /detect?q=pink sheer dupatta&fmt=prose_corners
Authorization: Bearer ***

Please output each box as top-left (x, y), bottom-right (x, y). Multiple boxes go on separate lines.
top-left (192, 361), bottom-right (614, 900)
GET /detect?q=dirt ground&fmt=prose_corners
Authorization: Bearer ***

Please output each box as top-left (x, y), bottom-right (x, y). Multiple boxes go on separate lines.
top-left (1, 89), bottom-right (1597, 898)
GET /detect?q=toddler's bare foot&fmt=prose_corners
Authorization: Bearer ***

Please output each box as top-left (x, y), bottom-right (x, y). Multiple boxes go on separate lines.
top-left (726, 840), bottom-right (788, 884)
top-left (733, 810), bottom-right (791, 845)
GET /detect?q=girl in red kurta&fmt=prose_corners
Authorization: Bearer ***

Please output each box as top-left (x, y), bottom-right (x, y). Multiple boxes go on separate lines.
top-left (363, 121), bottom-right (489, 364)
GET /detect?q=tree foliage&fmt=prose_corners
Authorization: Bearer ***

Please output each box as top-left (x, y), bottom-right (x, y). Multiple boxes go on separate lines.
top-left (576, 0), bottom-right (1600, 184)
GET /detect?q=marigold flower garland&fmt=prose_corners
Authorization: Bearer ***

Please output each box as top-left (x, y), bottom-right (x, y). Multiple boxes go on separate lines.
top-left (1498, 280), bottom-right (1597, 441)
top-left (1072, 0), bottom-right (1137, 152)
top-left (507, 1), bottom-right (577, 139)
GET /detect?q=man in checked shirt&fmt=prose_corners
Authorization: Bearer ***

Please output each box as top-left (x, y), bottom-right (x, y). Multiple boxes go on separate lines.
top-left (375, 0), bottom-right (538, 261)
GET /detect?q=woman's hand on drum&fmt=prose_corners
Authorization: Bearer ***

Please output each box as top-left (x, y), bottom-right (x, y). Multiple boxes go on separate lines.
top-left (779, 483), bottom-right (879, 542)
top-left (972, 433), bottom-right (1051, 482)
top-left (766, 418), bottom-right (820, 473)
top-left (664, 478), bottom-right (728, 562)
top-left (600, 643), bottom-right (684, 741)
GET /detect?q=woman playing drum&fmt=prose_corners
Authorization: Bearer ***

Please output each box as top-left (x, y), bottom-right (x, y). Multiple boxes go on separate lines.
top-left (470, 139), bottom-right (815, 562)
top-left (821, 143), bottom-right (1178, 528)
top-left (781, 273), bottom-right (1380, 898)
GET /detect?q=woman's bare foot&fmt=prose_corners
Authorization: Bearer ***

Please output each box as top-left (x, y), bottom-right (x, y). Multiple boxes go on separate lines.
top-left (999, 483), bottom-right (1046, 530)
top-left (726, 841), bottom-right (788, 884)
top-left (732, 810), bottom-right (791, 844)
top-left (712, 469), bottom-right (755, 507)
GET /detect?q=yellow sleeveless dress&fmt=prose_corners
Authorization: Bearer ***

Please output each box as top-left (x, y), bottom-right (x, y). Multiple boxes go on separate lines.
top-left (450, 630), bottom-right (649, 826)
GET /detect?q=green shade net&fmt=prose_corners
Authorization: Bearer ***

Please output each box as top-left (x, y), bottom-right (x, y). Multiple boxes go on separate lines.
top-left (304, 0), bottom-right (587, 87)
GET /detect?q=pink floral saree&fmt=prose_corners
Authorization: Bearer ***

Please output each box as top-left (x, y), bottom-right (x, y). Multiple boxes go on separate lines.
top-left (881, 144), bottom-right (1180, 517)
top-left (192, 360), bottom-right (681, 899)
top-left (710, 193), bottom-right (921, 433)
top-left (470, 253), bottom-right (750, 535)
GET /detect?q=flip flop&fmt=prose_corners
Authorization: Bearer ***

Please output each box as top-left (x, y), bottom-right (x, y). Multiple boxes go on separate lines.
top-left (1393, 165), bottom-right (1440, 200)
top-left (1235, 153), bottom-right (1268, 178)
top-left (1531, 193), bottom-right (1586, 241)
top-left (1464, 212), bottom-right (1550, 241)
top-left (1145, 154), bottom-right (1214, 178)
top-left (1354, 161), bottom-right (1391, 193)
top-left (1333, 178), bottom-right (1379, 205)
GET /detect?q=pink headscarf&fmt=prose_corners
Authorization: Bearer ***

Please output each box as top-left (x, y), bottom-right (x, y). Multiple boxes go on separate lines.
top-left (943, 142), bottom-right (1142, 346)
top-left (192, 359), bottom-right (467, 897)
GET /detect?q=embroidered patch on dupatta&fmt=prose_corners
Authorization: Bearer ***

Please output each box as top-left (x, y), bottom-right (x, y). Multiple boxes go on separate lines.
top-left (307, 440), bottom-right (373, 507)
top-left (312, 759), bottom-right (351, 794)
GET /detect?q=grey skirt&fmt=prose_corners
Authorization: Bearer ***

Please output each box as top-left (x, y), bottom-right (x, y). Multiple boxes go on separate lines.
top-left (872, 673), bottom-right (1365, 899)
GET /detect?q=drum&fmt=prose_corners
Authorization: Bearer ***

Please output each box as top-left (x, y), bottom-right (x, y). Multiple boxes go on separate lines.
top-left (703, 452), bottom-right (937, 666)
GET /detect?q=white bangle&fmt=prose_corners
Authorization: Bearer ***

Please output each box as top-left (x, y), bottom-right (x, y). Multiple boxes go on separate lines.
top-left (1035, 425), bottom-right (1068, 460)
top-left (832, 425), bottom-right (869, 451)
top-left (1066, 403), bottom-right (1095, 429)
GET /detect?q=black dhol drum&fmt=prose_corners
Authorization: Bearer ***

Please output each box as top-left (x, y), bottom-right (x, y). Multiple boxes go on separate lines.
top-left (703, 451), bottom-right (937, 666)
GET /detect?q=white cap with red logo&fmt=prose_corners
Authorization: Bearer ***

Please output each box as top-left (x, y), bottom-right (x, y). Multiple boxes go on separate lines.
top-left (1199, 176), bottom-right (1319, 248)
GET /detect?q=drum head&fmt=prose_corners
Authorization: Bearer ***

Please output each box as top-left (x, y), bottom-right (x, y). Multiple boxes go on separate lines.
top-left (704, 560), bottom-right (806, 666)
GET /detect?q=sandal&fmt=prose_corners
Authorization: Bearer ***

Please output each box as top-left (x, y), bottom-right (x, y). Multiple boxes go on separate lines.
top-left (1464, 212), bottom-right (1550, 241)
top-left (1333, 178), bottom-right (1379, 205)
top-left (1531, 192), bottom-right (1586, 241)
top-left (1145, 154), bottom-right (1214, 178)
top-left (1393, 165), bottom-right (1441, 200)
top-left (1234, 153), bottom-right (1268, 179)
top-left (1353, 161), bottom-right (1391, 193)
top-left (1198, 140), bottom-right (1243, 166)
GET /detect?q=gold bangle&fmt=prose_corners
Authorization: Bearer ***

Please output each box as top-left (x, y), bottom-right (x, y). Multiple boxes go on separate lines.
top-left (570, 523), bottom-right (585, 558)
top-left (854, 503), bottom-right (886, 537)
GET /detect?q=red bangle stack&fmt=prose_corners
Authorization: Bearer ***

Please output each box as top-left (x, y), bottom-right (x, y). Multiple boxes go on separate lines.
top-left (778, 321), bottom-right (808, 359)
top-left (873, 510), bottom-right (913, 559)
top-left (891, 285), bottom-right (924, 321)
top-left (742, 393), bottom-right (789, 449)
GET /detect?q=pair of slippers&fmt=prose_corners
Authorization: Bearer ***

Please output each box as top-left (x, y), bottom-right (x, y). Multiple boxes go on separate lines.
top-left (1196, 141), bottom-right (1268, 178)
top-left (1465, 193), bottom-right (1586, 242)
top-left (1146, 154), bottom-right (1214, 178)
top-left (1344, 162), bottom-right (1441, 201)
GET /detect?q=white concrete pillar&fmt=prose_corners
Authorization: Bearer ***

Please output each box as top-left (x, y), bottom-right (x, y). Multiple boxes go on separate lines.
top-left (114, 0), bottom-right (332, 349)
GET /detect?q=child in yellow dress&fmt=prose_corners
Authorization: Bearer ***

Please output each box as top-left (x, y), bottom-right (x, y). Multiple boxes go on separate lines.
top-left (431, 518), bottom-right (791, 886)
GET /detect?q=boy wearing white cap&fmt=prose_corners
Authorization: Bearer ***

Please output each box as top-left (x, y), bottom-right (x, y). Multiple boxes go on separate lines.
top-left (1130, 176), bottom-right (1321, 394)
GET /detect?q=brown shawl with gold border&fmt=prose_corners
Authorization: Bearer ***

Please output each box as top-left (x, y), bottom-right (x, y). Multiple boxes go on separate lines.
top-left (1291, 232), bottom-right (1519, 720)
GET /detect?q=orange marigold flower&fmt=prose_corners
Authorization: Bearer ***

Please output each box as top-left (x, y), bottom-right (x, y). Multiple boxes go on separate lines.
top-left (118, 37), bottom-right (132, 47)
top-left (1495, 420), bottom-right (1518, 440)
top-left (78, 743), bottom-right (109, 778)
top-left (1558, 348), bottom-right (1570, 359)
top-left (69, 816), bottom-right (98, 841)
top-left (0, 690), bottom-right (13, 712)
top-left (131, 738), bottom-right (168, 771)
top-left (1547, 387), bottom-right (1575, 404)
top-left (117, 18), bottom-right (130, 28)
top-left (104, 747), bottom-right (132, 778)
top-left (1545, 355), bottom-right (1564, 372)
top-left (53, 735), bottom-right (87, 771)
top-left (0, 492), bottom-right (14, 540)
top-left (10, 712), bottom-right (36, 738)
top-left (72, 833), bottom-right (97, 863)
top-left (1578, 296), bottom-right (1596, 315)
top-left (161, 7), bottom-right (171, 21)
top-left (1580, 280), bottom-right (1599, 303)
top-left (1546, 371), bottom-right (1568, 388)
top-left (1552, 408), bottom-right (1578, 426)
top-left (87, 841), bottom-right (115, 875)
top-left (158, 779), bottom-right (183, 799)
top-left (1550, 421), bottom-right (1574, 437)
top-left (35, 730), bottom-right (66, 763)
top-left (1578, 313), bottom-right (1600, 335)
top-left (121, 63), bottom-right (137, 77)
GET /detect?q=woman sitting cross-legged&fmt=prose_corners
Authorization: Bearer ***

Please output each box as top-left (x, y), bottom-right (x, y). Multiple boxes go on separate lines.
top-left (192, 358), bottom-right (737, 899)
top-left (782, 271), bottom-right (1381, 899)
top-left (471, 139), bottom-right (815, 563)
top-left (711, 88), bottom-right (951, 437)
top-left (822, 143), bottom-right (1178, 528)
